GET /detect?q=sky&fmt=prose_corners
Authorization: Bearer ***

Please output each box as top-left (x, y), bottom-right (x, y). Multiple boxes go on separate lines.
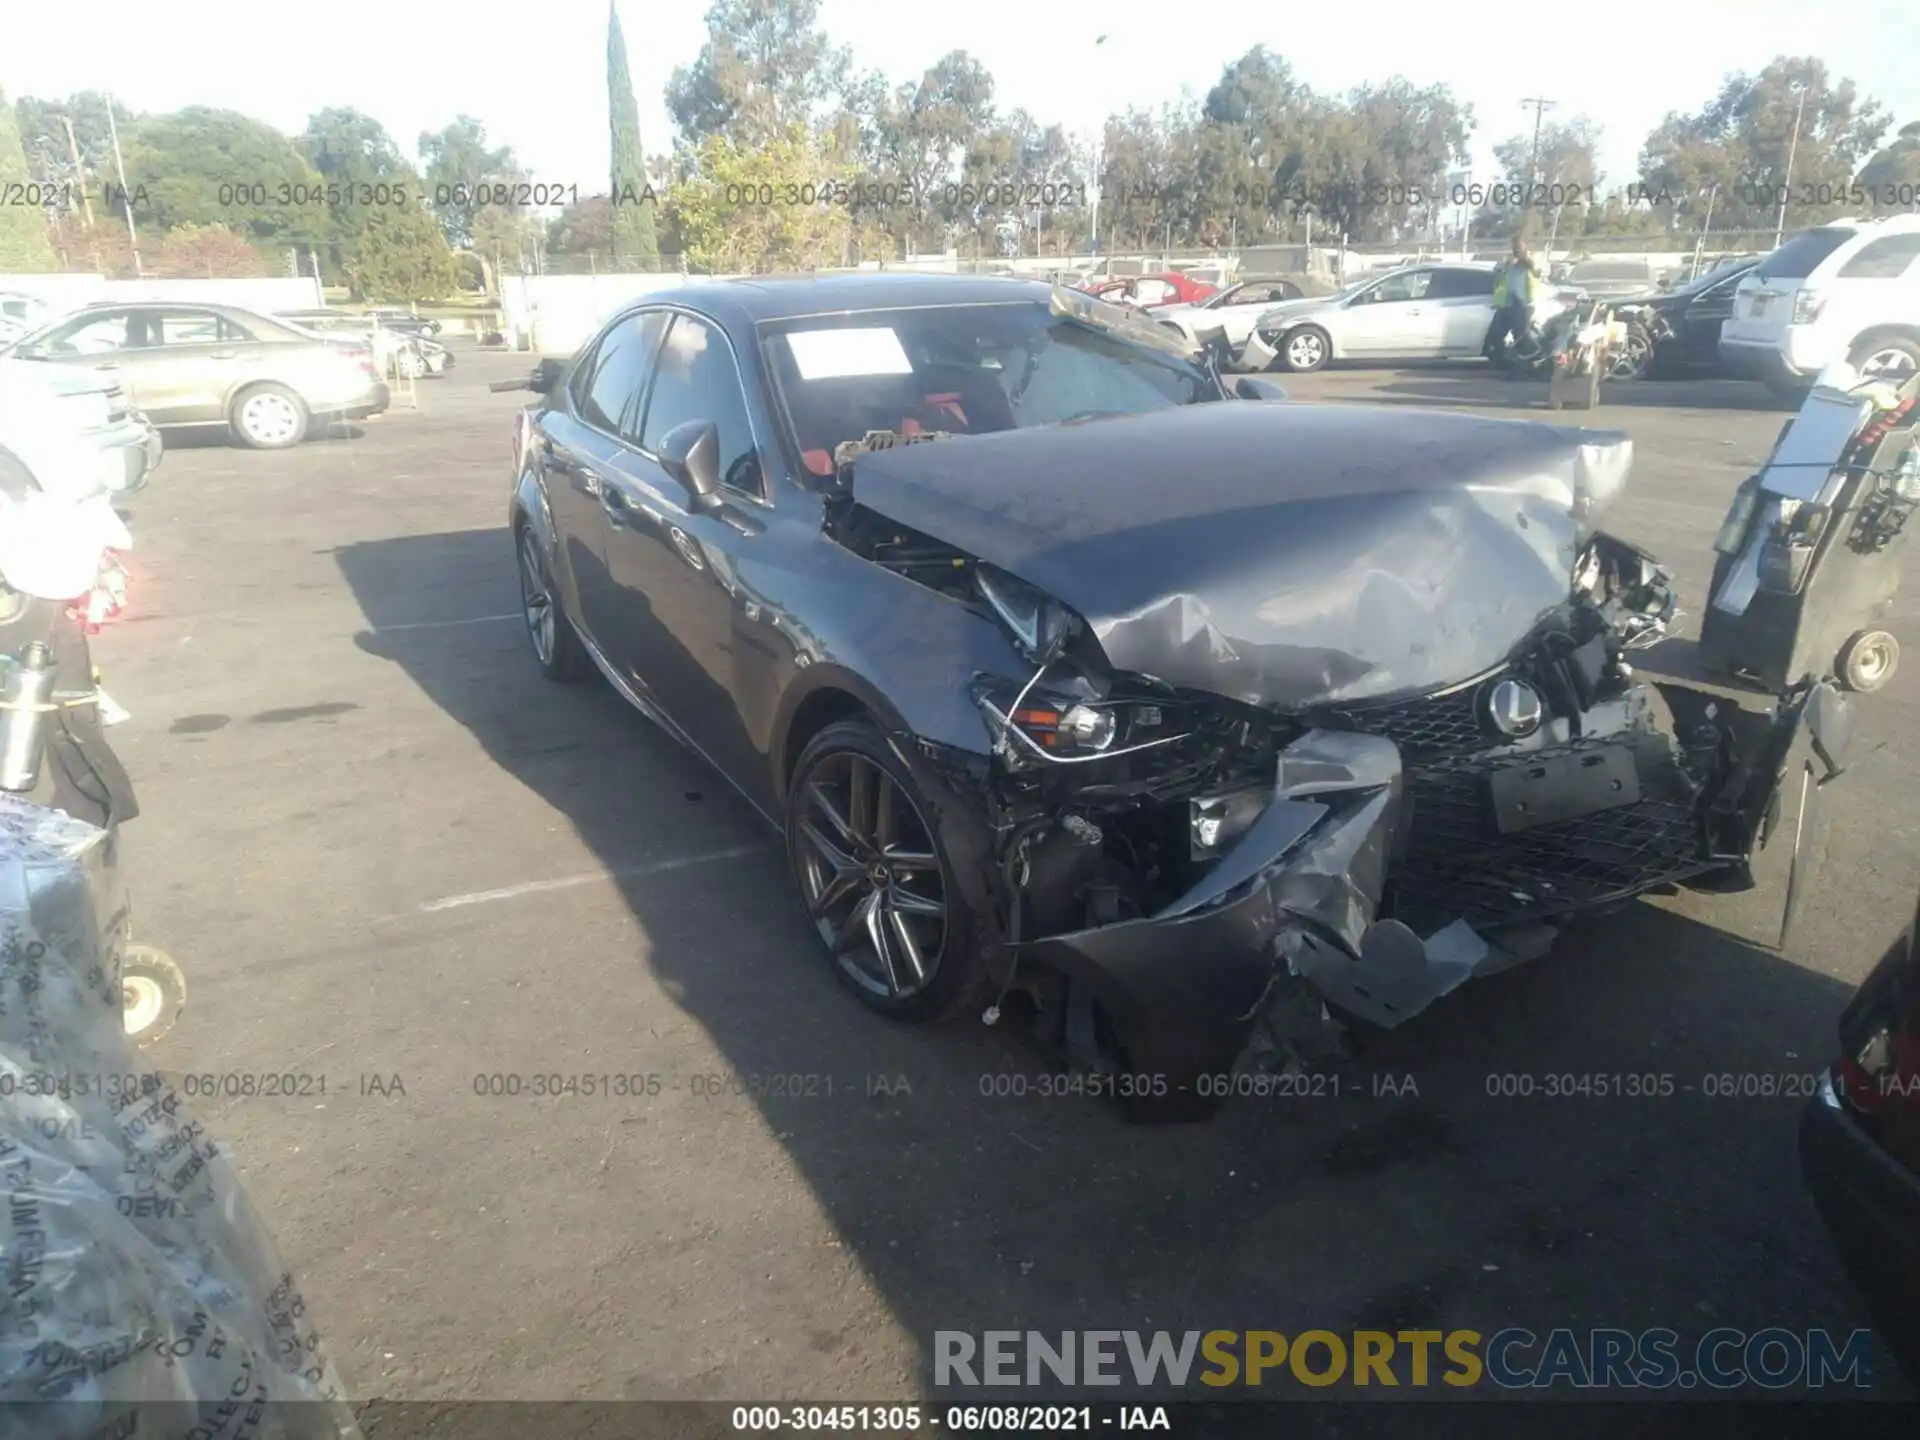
top-left (4, 0), bottom-right (1917, 199)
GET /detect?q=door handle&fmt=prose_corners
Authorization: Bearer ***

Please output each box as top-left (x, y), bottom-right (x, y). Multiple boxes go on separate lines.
top-left (208, 350), bottom-right (239, 360)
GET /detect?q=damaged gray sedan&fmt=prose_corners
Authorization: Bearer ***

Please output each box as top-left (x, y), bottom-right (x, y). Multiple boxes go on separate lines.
top-left (503, 274), bottom-right (1848, 1118)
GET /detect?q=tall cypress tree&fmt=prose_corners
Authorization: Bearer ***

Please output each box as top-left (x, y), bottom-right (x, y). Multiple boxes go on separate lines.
top-left (607, 2), bottom-right (660, 270)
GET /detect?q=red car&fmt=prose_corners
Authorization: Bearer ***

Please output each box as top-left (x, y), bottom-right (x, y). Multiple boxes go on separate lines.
top-left (1079, 272), bottom-right (1220, 310)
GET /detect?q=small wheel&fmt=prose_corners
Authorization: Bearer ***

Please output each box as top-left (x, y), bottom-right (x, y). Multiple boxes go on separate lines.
top-left (1837, 630), bottom-right (1899, 692)
top-left (515, 524), bottom-right (593, 682)
top-left (785, 719), bottom-right (987, 1023)
top-left (1277, 325), bottom-right (1331, 373)
top-left (229, 383), bottom-right (309, 449)
top-left (121, 945), bottom-right (185, 1047)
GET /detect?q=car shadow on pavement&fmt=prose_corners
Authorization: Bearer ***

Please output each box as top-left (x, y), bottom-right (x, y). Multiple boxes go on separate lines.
top-left (1324, 375), bottom-right (1791, 414)
top-left (335, 527), bottom-right (1900, 1408)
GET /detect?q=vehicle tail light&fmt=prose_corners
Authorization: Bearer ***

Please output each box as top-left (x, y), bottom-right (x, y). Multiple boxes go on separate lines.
top-left (1792, 290), bottom-right (1824, 324)
top-left (1840, 1023), bottom-right (1920, 1114)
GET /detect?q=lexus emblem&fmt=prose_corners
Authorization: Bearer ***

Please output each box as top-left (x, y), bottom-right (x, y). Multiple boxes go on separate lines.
top-left (1487, 678), bottom-right (1544, 737)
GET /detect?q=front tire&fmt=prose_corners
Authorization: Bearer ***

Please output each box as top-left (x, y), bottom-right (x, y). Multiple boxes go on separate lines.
top-left (1607, 322), bottom-right (1654, 380)
top-left (515, 524), bottom-right (592, 682)
top-left (1277, 325), bottom-right (1331, 373)
top-left (785, 719), bottom-right (987, 1023)
top-left (229, 383), bottom-right (309, 449)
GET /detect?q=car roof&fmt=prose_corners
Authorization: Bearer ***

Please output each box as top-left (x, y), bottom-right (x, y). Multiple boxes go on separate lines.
top-left (628, 273), bottom-right (1056, 328)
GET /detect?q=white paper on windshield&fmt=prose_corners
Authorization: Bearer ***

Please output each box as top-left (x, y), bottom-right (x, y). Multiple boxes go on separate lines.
top-left (786, 327), bottom-right (913, 380)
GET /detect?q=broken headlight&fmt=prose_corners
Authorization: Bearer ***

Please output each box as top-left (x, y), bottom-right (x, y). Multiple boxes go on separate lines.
top-left (973, 679), bottom-right (1182, 765)
top-left (977, 564), bottom-right (1077, 660)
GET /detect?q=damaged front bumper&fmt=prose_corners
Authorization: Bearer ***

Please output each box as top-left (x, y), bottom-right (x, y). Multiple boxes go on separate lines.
top-left (1017, 732), bottom-right (1404, 1071)
top-left (1004, 674), bottom-right (1853, 1075)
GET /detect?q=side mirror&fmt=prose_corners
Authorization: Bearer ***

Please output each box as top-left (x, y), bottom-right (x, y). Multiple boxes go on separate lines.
top-left (658, 419), bottom-right (725, 513)
top-left (1234, 376), bottom-right (1288, 402)
top-left (529, 356), bottom-right (565, 394)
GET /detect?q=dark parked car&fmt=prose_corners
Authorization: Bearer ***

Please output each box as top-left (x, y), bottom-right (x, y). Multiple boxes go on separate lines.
top-left (500, 273), bottom-right (1846, 1114)
top-left (1802, 890), bottom-right (1920, 1390)
top-left (1613, 259), bottom-right (1759, 377)
top-left (3, 301), bottom-right (389, 449)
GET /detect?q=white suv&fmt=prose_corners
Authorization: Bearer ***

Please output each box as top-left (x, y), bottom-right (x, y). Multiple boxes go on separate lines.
top-left (1719, 215), bottom-right (1920, 397)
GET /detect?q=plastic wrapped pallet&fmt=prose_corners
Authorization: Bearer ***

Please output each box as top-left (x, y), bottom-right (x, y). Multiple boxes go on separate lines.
top-left (0, 794), bottom-right (361, 1440)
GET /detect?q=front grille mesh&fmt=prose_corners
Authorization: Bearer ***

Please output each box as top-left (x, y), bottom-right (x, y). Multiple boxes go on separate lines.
top-left (1318, 682), bottom-right (1715, 934)
top-left (1319, 682), bottom-right (1492, 765)
top-left (1390, 732), bottom-right (1712, 934)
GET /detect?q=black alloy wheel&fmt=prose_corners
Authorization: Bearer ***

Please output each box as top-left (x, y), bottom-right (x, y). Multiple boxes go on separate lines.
top-left (516, 525), bottom-right (592, 682)
top-left (786, 720), bottom-right (982, 1021)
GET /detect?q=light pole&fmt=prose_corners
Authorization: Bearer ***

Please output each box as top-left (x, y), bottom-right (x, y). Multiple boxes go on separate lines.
top-left (1088, 36), bottom-right (1110, 254)
top-left (105, 94), bottom-right (142, 277)
top-left (1774, 83), bottom-right (1809, 249)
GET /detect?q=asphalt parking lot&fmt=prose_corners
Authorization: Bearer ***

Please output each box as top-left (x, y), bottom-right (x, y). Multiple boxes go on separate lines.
top-left (104, 348), bottom-right (1920, 1407)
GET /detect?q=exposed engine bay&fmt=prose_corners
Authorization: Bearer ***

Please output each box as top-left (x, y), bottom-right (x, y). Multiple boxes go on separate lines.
top-left (822, 402), bottom-right (1860, 1090)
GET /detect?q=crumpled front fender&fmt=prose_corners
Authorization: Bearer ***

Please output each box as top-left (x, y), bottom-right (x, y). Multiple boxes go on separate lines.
top-left (1014, 732), bottom-right (1406, 1067)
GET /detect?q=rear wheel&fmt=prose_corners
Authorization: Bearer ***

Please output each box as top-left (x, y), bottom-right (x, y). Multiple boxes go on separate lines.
top-left (229, 383), bottom-right (309, 449)
top-left (786, 719), bottom-right (987, 1023)
top-left (1851, 334), bottom-right (1920, 382)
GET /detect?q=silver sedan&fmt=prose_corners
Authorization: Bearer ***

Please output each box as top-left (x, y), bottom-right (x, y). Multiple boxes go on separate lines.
top-left (1239, 263), bottom-right (1505, 373)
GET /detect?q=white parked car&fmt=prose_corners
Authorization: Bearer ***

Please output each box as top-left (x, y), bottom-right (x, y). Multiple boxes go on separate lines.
top-left (1240, 263), bottom-right (1511, 372)
top-left (1719, 215), bottom-right (1920, 399)
top-left (0, 357), bottom-right (160, 502)
top-left (1150, 276), bottom-right (1333, 356)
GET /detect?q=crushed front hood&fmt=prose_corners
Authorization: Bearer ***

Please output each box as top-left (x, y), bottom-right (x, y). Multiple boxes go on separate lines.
top-left (848, 402), bottom-right (1634, 707)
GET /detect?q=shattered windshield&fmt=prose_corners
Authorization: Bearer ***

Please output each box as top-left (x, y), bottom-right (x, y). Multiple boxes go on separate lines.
top-left (765, 299), bottom-right (1219, 476)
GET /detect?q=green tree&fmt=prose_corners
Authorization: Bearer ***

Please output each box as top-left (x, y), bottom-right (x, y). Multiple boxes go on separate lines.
top-left (666, 0), bottom-right (851, 148)
top-left (0, 88), bottom-right (57, 269)
top-left (668, 126), bottom-right (853, 272)
top-left (341, 199), bottom-right (458, 301)
top-left (299, 107), bottom-right (416, 281)
top-left (14, 92), bottom-right (119, 192)
top-left (120, 108), bottom-right (325, 245)
top-left (1638, 57), bottom-right (1890, 233)
top-left (607, 1), bottom-right (660, 267)
top-left (1858, 121), bottom-right (1920, 212)
top-left (419, 116), bottom-right (520, 249)
top-left (1477, 116), bottom-right (1603, 238)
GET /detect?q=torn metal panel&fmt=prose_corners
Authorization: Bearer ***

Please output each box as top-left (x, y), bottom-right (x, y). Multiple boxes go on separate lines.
top-left (845, 402), bottom-right (1634, 708)
top-left (1012, 731), bottom-right (1405, 1044)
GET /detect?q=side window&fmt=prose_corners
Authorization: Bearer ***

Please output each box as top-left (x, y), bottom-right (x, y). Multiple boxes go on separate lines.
top-left (154, 310), bottom-right (225, 345)
top-left (41, 310), bottom-right (136, 353)
top-left (1357, 271), bottom-right (1431, 305)
top-left (219, 315), bottom-right (255, 342)
top-left (1838, 235), bottom-right (1920, 280)
top-left (575, 312), bottom-right (666, 436)
top-left (640, 315), bottom-right (761, 497)
top-left (1426, 269), bottom-right (1493, 299)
